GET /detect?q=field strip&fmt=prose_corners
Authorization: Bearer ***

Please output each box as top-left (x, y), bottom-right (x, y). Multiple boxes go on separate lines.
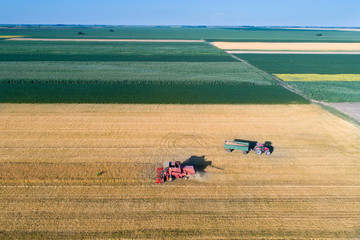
top-left (283, 27), bottom-right (360, 32)
top-left (212, 42), bottom-right (360, 51)
top-left (2, 185), bottom-right (360, 188)
top-left (6, 38), bottom-right (205, 42)
top-left (227, 51), bottom-right (360, 54)
top-left (275, 74), bottom-right (360, 82)
top-left (227, 53), bottom-right (310, 101)
top-left (0, 35), bottom-right (24, 38)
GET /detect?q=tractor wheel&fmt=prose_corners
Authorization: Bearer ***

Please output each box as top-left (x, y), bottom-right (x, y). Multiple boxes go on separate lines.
top-left (226, 149), bottom-right (233, 153)
top-left (168, 176), bottom-right (173, 182)
top-left (184, 176), bottom-right (189, 181)
top-left (242, 151), bottom-right (248, 155)
top-left (265, 150), bottom-right (271, 155)
top-left (255, 149), bottom-right (262, 155)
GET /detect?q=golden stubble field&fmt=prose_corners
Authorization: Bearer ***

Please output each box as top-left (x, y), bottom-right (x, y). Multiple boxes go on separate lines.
top-left (1, 104), bottom-right (360, 239)
top-left (212, 42), bottom-right (360, 51)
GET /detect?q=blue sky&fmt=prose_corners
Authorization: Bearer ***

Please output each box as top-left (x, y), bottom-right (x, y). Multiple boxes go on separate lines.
top-left (1, 0), bottom-right (359, 26)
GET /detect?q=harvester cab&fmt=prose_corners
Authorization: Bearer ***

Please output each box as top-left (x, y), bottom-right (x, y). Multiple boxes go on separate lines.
top-left (156, 161), bottom-right (195, 183)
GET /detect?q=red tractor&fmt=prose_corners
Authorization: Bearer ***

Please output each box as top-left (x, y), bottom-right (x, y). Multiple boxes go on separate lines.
top-left (253, 143), bottom-right (271, 155)
top-left (156, 161), bottom-right (195, 183)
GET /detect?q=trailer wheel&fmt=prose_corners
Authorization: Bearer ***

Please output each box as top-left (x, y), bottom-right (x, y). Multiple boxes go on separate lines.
top-left (265, 150), bottom-right (271, 155)
top-left (255, 149), bottom-right (262, 155)
top-left (242, 151), bottom-right (248, 155)
top-left (226, 149), bottom-right (233, 153)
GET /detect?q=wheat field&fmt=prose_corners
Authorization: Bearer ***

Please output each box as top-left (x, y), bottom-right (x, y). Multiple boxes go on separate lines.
top-left (1, 104), bottom-right (360, 239)
top-left (275, 74), bottom-right (360, 82)
top-left (212, 42), bottom-right (360, 51)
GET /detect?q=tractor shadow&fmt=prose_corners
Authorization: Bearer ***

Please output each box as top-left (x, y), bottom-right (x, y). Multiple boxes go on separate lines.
top-left (181, 155), bottom-right (214, 172)
top-left (264, 141), bottom-right (274, 154)
top-left (234, 139), bottom-right (275, 153)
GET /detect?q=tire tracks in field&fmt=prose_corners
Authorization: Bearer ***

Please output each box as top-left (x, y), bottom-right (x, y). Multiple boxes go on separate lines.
top-left (160, 132), bottom-right (210, 158)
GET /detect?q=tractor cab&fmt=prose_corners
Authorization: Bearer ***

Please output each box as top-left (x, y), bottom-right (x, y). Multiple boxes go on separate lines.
top-left (254, 142), bottom-right (271, 155)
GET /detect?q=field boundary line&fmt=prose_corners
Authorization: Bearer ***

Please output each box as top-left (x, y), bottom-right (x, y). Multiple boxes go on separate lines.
top-left (6, 38), bottom-right (205, 42)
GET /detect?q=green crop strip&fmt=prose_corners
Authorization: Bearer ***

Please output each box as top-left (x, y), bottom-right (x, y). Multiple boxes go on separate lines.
top-left (0, 61), bottom-right (276, 86)
top-left (0, 41), bottom-right (236, 62)
top-left (287, 81), bottom-right (360, 102)
top-left (0, 83), bottom-right (308, 104)
top-left (235, 54), bottom-right (360, 74)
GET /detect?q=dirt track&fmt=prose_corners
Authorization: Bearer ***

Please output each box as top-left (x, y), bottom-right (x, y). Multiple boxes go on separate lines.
top-left (1, 104), bottom-right (360, 238)
top-left (7, 38), bottom-right (205, 42)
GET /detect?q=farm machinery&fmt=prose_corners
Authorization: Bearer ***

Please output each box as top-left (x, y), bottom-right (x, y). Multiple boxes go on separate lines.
top-left (224, 140), bottom-right (271, 155)
top-left (156, 161), bottom-right (195, 183)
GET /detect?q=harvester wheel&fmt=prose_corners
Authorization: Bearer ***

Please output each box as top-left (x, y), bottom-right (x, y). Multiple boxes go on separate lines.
top-left (242, 151), bottom-right (248, 155)
top-left (168, 176), bottom-right (173, 182)
top-left (255, 149), bottom-right (262, 155)
top-left (226, 149), bottom-right (233, 153)
top-left (184, 176), bottom-right (189, 180)
top-left (265, 150), bottom-right (271, 155)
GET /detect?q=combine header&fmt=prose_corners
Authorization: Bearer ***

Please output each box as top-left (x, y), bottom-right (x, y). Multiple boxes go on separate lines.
top-left (156, 161), bottom-right (195, 183)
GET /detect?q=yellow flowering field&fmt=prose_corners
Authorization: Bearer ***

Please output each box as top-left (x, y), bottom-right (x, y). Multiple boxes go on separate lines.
top-left (0, 35), bottom-right (24, 38)
top-left (275, 74), bottom-right (360, 81)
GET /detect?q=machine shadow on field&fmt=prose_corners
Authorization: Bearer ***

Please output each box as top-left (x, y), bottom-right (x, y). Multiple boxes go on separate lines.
top-left (234, 139), bottom-right (275, 153)
top-left (181, 156), bottom-right (212, 172)
top-left (264, 141), bottom-right (274, 154)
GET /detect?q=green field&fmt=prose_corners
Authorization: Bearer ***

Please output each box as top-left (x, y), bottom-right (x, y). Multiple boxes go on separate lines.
top-left (2, 26), bottom-right (360, 42)
top-left (288, 81), bottom-right (360, 102)
top-left (235, 54), bottom-right (360, 74)
top-left (235, 54), bottom-right (360, 102)
top-left (0, 61), bottom-right (275, 85)
top-left (0, 83), bottom-right (307, 104)
top-left (0, 39), bottom-right (307, 103)
top-left (0, 41), bottom-right (235, 62)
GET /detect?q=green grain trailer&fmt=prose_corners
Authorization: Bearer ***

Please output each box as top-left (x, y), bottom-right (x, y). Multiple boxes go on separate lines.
top-left (224, 140), bottom-right (271, 155)
top-left (224, 140), bottom-right (250, 154)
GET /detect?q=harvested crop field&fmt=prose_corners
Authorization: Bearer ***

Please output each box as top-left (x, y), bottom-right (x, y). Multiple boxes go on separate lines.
top-left (213, 42), bottom-right (360, 51)
top-left (1, 104), bottom-right (360, 239)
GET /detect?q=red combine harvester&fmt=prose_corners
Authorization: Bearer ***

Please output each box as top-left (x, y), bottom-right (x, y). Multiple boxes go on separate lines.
top-left (156, 161), bottom-right (195, 183)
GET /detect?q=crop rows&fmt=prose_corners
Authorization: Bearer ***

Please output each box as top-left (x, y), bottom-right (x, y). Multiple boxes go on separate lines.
top-left (0, 61), bottom-right (276, 85)
top-left (0, 41), bottom-right (236, 62)
top-left (1, 104), bottom-right (360, 239)
top-left (237, 54), bottom-right (360, 102)
top-left (0, 40), bottom-right (308, 104)
top-left (236, 54), bottom-right (360, 74)
top-left (288, 81), bottom-right (360, 102)
top-left (0, 83), bottom-right (308, 104)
